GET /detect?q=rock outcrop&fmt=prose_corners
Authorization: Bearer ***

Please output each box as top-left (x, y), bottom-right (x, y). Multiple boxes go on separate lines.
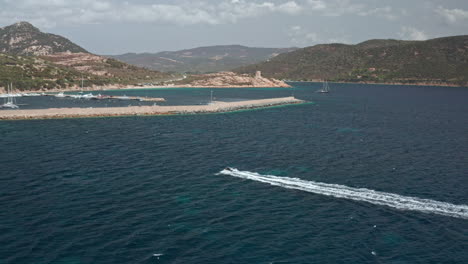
top-left (180, 71), bottom-right (290, 87)
top-left (0, 22), bottom-right (87, 56)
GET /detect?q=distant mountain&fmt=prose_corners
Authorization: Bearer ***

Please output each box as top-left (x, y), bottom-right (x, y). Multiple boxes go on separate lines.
top-left (0, 22), bottom-right (173, 91)
top-left (109, 45), bottom-right (297, 73)
top-left (235, 36), bottom-right (468, 86)
top-left (0, 22), bottom-right (87, 56)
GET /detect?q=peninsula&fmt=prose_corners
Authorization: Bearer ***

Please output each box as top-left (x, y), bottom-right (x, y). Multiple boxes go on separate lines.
top-left (0, 97), bottom-right (304, 120)
top-left (173, 71), bottom-right (290, 88)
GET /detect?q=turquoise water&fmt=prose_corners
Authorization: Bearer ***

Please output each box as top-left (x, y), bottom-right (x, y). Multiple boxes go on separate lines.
top-left (1, 83), bottom-right (467, 263)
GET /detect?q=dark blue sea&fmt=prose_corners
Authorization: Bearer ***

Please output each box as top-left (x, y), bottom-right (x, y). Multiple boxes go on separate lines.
top-left (1, 83), bottom-right (467, 264)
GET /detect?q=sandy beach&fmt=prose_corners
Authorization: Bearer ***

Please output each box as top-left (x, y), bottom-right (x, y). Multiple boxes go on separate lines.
top-left (0, 97), bottom-right (304, 120)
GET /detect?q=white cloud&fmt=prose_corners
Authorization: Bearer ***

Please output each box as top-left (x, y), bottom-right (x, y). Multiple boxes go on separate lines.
top-left (305, 0), bottom-right (400, 20)
top-left (7, 0), bottom-right (411, 29)
top-left (307, 0), bottom-right (326, 10)
top-left (277, 1), bottom-right (303, 15)
top-left (291, 25), bottom-right (302, 32)
top-left (358, 6), bottom-right (398, 21)
top-left (399, 26), bottom-right (428, 41)
top-left (288, 25), bottom-right (319, 45)
top-left (321, 0), bottom-right (366, 16)
top-left (305, 32), bottom-right (319, 42)
top-left (91, 1), bottom-right (111, 11)
top-left (288, 24), bottom-right (350, 46)
top-left (327, 37), bottom-right (350, 44)
top-left (116, 4), bottom-right (220, 25)
top-left (17, 0), bottom-right (69, 8)
top-left (436, 6), bottom-right (468, 24)
top-left (0, 0), bottom-right (304, 27)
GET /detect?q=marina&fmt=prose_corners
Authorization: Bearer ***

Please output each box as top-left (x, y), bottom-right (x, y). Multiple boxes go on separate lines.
top-left (0, 92), bottom-right (165, 102)
top-left (0, 91), bottom-right (166, 107)
top-left (51, 93), bottom-right (166, 102)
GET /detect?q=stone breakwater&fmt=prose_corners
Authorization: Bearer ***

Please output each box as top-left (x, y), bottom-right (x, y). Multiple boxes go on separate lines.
top-left (0, 97), bottom-right (305, 120)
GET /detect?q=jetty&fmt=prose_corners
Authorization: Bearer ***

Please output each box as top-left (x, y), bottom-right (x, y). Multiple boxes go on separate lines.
top-left (0, 97), bottom-right (304, 120)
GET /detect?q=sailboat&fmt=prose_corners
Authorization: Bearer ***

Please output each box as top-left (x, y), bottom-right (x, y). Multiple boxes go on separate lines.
top-left (316, 80), bottom-right (331, 93)
top-left (79, 75), bottom-right (84, 94)
top-left (1, 83), bottom-right (19, 109)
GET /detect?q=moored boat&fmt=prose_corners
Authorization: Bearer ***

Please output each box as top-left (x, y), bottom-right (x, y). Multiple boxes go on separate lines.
top-left (316, 80), bottom-right (331, 93)
top-left (1, 83), bottom-right (19, 109)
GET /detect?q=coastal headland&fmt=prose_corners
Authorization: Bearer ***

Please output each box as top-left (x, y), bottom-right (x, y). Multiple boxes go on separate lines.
top-left (0, 97), bottom-right (304, 120)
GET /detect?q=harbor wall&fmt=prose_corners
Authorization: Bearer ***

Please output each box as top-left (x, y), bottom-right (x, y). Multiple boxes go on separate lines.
top-left (0, 97), bottom-right (304, 120)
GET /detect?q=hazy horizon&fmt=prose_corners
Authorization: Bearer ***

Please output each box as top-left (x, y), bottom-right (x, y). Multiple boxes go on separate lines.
top-left (1, 0), bottom-right (467, 55)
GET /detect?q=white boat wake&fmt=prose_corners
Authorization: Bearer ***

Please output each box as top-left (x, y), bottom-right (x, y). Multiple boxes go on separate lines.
top-left (219, 168), bottom-right (468, 220)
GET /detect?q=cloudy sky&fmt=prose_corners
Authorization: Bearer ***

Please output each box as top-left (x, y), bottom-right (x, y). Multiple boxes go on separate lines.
top-left (1, 0), bottom-right (467, 54)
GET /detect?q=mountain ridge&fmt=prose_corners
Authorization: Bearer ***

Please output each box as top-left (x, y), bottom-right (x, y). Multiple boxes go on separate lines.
top-left (109, 45), bottom-right (297, 73)
top-left (235, 35), bottom-right (468, 86)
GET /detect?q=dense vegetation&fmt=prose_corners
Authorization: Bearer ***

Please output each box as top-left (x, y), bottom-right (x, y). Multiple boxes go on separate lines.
top-left (236, 36), bottom-right (468, 86)
top-left (0, 53), bottom-right (111, 91)
top-left (0, 52), bottom-right (175, 91)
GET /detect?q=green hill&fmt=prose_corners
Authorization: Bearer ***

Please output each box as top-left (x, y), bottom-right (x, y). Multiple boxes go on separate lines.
top-left (0, 53), bottom-right (109, 90)
top-left (0, 52), bottom-right (176, 91)
top-left (235, 36), bottom-right (468, 86)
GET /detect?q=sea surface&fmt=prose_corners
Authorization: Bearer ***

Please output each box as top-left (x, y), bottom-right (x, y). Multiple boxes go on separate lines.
top-left (1, 83), bottom-right (467, 264)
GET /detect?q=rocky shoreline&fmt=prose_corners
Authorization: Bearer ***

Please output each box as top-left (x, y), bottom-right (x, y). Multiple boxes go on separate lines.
top-left (287, 80), bottom-right (467, 88)
top-left (0, 97), bottom-right (305, 120)
top-left (176, 72), bottom-right (291, 88)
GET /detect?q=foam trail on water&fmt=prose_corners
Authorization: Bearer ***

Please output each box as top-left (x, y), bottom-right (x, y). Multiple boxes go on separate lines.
top-left (220, 168), bottom-right (468, 220)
